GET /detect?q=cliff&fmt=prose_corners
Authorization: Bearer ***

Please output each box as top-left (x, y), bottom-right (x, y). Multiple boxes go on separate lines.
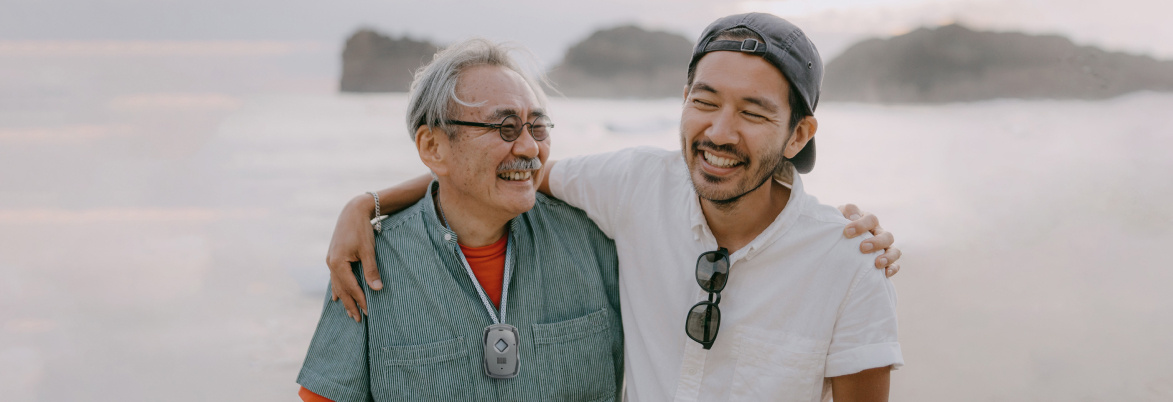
top-left (546, 25), bottom-right (693, 98)
top-left (822, 24), bottom-right (1173, 103)
top-left (338, 25), bottom-right (694, 98)
top-left (339, 29), bottom-right (439, 93)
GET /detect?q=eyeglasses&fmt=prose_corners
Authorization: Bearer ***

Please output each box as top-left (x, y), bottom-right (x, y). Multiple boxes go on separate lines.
top-left (445, 114), bottom-right (554, 142)
top-left (685, 247), bottom-right (730, 350)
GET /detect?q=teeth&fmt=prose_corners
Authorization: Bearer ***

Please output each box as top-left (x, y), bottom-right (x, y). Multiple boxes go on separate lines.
top-left (498, 171), bottom-right (533, 181)
top-left (703, 151), bottom-right (739, 168)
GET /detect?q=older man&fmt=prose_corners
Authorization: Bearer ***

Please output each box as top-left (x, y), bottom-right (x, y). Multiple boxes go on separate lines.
top-left (296, 39), bottom-right (623, 402)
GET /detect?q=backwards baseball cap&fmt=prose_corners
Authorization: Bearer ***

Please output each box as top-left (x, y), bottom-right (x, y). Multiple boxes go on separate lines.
top-left (687, 13), bottom-right (823, 174)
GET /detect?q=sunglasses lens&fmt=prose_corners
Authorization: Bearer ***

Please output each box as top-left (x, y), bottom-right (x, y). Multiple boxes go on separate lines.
top-left (696, 251), bottom-right (730, 292)
top-left (686, 302), bottom-right (721, 344)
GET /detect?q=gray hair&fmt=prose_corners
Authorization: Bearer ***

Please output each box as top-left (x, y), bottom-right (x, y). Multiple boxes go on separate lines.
top-left (406, 38), bottom-right (549, 141)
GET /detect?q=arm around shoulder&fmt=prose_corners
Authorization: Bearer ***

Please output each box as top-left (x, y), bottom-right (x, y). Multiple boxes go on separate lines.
top-left (326, 173), bottom-right (432, 319)
top-left (537, 159), bottom-right (557, 196)
top-left (544, 147), bottom-right (668, 237)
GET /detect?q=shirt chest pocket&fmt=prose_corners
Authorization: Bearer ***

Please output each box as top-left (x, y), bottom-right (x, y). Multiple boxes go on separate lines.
top-left (372, 336), bottom-right (472, 400)
top-left (532, 308), bottom-right (618, 402)
top-left (729, 328), bottom-right (829, 402)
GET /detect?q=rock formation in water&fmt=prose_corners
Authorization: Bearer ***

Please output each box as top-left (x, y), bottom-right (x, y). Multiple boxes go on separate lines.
top-left (339, 29), bottom-right (439, 93)
top-left (546, 25), bottom-right (693, 98)
top-left (338, 25), bottom-right (694, 98)
top-left (822, 24), bottom-right (1173, 103)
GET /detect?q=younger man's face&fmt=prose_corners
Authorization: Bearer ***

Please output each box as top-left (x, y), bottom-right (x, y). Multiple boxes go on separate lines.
top-left (680, 51), bottom-right (795, 204)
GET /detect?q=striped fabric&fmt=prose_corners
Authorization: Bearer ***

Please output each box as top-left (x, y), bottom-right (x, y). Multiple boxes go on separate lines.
top-left (298, 182), bottom-right (624, 402)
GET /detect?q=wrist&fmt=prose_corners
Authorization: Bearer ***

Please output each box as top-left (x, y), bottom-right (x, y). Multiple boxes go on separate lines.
top-left (348, 193), bottom-right (377, 220)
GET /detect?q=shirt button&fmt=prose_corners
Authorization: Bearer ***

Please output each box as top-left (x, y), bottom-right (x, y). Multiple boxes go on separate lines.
top-left (444, 233), bottom-right (452, 241)
top-left (689, 368), bottom-right (698, 375)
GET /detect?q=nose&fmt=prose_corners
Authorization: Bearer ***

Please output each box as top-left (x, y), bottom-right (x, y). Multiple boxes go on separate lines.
top-left (511, 127), bottom-right (540, 159)
top-left (705, 108), bottom-right (740, 146)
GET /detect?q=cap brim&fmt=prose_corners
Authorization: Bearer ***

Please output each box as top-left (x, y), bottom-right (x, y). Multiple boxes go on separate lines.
top-left (791, 138), bottom-right (815, 174)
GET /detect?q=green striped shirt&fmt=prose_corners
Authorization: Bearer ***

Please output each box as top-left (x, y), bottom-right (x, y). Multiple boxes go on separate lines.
top-left (298, 182), bottom-right (623, 402)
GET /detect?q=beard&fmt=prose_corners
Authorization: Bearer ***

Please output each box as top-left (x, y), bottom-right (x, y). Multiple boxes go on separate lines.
top-left (688, 138), bottom-right (788, 208)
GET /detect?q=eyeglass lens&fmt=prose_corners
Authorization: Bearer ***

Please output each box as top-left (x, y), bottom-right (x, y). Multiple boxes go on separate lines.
top-left (500, 115), bottom-right (551, 141)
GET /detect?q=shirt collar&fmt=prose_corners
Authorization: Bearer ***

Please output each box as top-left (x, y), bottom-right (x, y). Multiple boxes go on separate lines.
top-left (421, 181), bottom-right (458, 250)
top-left (423, 180), bottom-right (523, 250)
top-left (688, 169), bottom-right (807, 263)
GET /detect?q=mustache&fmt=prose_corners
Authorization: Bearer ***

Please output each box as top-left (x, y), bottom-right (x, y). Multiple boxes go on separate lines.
top-left (693, 140), bottom-right (747, 161)
top-left (497, 157), bottom-right (542, 172)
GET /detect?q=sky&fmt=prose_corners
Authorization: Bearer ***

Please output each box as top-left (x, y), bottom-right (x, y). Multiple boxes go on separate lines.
top-left (3, 0), bottom-right (1172, 72)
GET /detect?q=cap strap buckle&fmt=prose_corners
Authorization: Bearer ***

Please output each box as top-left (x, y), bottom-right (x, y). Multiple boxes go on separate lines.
top-left (739, 39), bottom-right (760, 53)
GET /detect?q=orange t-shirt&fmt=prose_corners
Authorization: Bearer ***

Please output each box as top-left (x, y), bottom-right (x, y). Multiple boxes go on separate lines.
top-left (459, 233), bottom-right (509, 308)
top-left (298, 386), bottom-right (332, 402)
top-left (299, 234), bottom-right (509, 402)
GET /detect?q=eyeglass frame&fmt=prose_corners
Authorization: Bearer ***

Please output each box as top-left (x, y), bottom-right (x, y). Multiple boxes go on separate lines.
top-left (444, 114), bottom-right (554, 142)
top-left (685, 247), bottom-right (730, 350)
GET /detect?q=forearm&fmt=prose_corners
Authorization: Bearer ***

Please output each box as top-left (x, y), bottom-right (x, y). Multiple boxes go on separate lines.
top-left (537, 159), bottom-right (558, 197)
top-left (830, 366), bottom-right (891, 402)
top-left (361, 174), bottom-right (432, 218)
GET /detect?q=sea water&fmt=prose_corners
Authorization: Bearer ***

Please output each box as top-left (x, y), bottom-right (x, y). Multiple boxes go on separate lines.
top-left (2, 53), bottom-right (1172, 401)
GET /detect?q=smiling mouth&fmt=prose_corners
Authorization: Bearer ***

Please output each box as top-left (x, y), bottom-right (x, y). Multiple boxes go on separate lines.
top-left (702, 150), bottom-right (743, 168)
top-left (497, 171), bottom-right (534, 181)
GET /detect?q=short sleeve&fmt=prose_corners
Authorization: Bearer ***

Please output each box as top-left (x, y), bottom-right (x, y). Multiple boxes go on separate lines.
top-left (297, 263), bottom-right (374, 402)
top-left (824, 256), bottom-right (904, 377)
top-left (548, 147), bottom-right (662, 237)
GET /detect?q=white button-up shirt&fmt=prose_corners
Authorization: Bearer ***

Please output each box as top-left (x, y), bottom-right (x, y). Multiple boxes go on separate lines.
top-left (550, 147), bottom-right (902, 402)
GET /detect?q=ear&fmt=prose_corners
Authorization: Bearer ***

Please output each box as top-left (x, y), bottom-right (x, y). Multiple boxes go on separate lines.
top-left (416, 125), bottom-right (451, 176)
top-left (783, 116), bottom-right (818, 159)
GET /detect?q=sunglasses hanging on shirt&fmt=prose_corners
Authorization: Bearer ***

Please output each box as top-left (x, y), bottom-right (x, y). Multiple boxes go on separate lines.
top-left (685, 247), bottom-right (730, 350)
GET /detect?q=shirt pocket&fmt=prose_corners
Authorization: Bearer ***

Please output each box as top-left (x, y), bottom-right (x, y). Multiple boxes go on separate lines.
top-left (729, 328), bottom-right (829, 402)
top-left (372, 336), bottom-right (471, 400)
top-left (532, 308), bottom-right (617, 402)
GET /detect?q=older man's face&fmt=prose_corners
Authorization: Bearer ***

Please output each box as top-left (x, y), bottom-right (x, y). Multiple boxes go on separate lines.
top-left (444, 65), bottom-right (549, 218)
top-left (680, 51), bottom-right (793, 204)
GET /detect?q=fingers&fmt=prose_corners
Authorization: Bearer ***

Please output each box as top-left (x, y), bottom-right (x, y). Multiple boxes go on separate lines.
top-left (357, 258), bottom-right (378, 318)
top-left (838, 206), bottom-right (901, 276)
top-left (861, 230), bottom-right (894, 253)
top-left (885, 263), bottom-right (901, 278)
top-left (328, 266), bottom-right (363, 322)
top-left (361, 246), bottom-right (383, 292)
top-left (327, 256), bottom-right (367, 321)
top-left (337, 291), bottom-right (362, 323)
top-left (874, 247), bottom-right (902, 279)
top-left (838, 203), bottom-right (862, 220)
top-left (876, 247), bottom-right (902, 269)
top-left (843, 213), bottom-right (879, 238)
top-left (351, 284), bottom-right (369, 319)
top-left (341, 266), bottom-right (369, 318)
top-left (338, 269), bottom-right (367, 321)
